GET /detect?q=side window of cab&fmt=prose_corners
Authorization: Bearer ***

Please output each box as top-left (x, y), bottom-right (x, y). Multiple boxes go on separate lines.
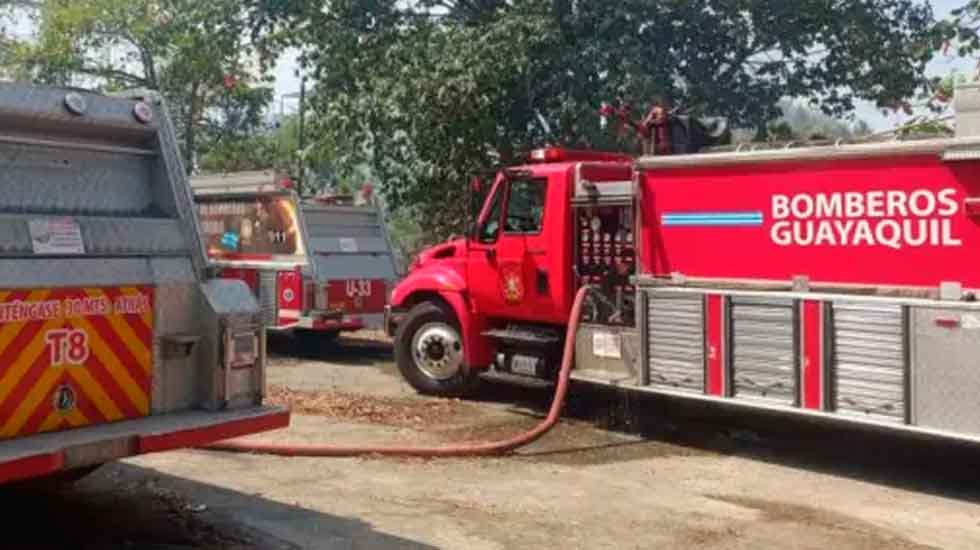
top-left (504, 178), bottom-right (547, 234)
top-left (477, 182), bottom-right (504, 243)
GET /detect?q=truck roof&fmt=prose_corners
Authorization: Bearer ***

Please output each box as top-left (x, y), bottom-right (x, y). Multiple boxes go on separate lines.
top-left (190, 170), bottom-right (287, 196)
top-left (638, 83), bottom-right (980, 171)
top-left (636, 135), bottom-right (980, 171)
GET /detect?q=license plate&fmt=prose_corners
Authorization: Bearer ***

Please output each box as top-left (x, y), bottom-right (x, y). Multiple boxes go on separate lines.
top-left (511, 355), bottom-right (539, 376)
top-left (327, 279), bottom-right (387, 313)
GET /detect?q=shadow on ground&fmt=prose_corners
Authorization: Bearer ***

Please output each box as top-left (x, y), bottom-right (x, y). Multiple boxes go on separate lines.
top-left (274, 335), bottom-right (980, 508)
top-left (0, 462), bottom-right (434, 550)
top-left (563, 383), bottom-right (980, 505)
top-left (269, 333), bottom-right (392, 366)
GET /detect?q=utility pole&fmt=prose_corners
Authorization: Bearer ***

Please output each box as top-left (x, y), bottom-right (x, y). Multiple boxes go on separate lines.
top-left (297, 77), bottom-right (307, 198)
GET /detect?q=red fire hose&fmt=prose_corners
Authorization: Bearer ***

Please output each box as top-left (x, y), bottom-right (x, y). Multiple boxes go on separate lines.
top-left (202, 287), bottom-right (590, 458)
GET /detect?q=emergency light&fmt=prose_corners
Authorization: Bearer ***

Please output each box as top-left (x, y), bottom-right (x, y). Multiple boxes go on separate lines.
top-left (529, 148), bottom-right (634, 164)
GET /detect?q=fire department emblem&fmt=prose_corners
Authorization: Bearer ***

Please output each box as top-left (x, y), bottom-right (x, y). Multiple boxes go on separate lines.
top-left (500, 265), bottom-right (524, 304)
top-left (53, 384), bottom-right (77, 413)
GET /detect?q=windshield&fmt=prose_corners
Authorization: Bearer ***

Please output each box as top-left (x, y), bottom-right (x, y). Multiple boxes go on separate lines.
top-left (197, 195), bottom-right (306, 259)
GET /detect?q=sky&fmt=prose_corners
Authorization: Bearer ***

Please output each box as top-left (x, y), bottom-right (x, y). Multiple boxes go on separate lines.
top-left (270, 0), bottom-right (978, 130)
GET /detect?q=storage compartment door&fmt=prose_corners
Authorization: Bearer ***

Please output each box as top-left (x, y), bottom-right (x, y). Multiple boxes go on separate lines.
top-left (730, 296), bottom-right (797, 406)
top-left (647, 292), bottom-right (705, 393)
top-left (831, 302), bottom-right (906, 424)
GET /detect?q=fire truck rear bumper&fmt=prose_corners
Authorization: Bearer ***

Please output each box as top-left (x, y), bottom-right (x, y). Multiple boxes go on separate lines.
top-left (0, 406), bottom-right (290, 485)
top-left (295, 311), bottom-right (385, 332)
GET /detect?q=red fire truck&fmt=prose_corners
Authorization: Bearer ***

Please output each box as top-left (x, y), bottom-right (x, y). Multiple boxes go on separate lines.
top-left (387, 83), bottom-right (980, 443)
top-left (0, 83), bottom-right (287, 485)
top-left (191, 172), bottom-right (397, 346)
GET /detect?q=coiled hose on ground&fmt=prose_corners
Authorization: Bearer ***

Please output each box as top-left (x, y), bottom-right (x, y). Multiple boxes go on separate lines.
top-left (201, 286), bottom-right (591, 458)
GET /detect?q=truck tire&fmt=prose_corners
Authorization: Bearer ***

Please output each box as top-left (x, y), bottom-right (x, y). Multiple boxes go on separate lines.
top-left (395, 302), bottom-right (481, 397)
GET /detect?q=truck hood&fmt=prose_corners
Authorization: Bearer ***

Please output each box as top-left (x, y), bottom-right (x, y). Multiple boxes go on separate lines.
top-left (409, 238), bottom-right (467, 272)
top-left (391, 239), bottom-right (469, 308)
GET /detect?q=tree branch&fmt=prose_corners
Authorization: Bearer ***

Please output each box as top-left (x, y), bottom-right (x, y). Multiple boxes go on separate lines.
top-left (75, 65), bottom-right (149, 85)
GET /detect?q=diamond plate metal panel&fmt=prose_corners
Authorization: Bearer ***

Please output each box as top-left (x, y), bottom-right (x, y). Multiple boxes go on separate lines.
top-left (0, 217), bottom-right (31, 254)
top-left (0, 258), bottom-right (156, 288)
top-left (832, 302), bottom-right (906, 424)
top-left (912, 308), bottom-right (980, 436)
top-left (302, 208), bottom-right (384, 238)
top-left (0, 215), bottom-right (187, 257)
top-left (0, 143), bottom-right (154, 215)
top-left (647, 292), bottom-right (705, 393)
top-left (313, 255), bottom-right (398, 282)
top-left (151, 282), bottom-right (201, 414)
top-left (148, 257), bottom-right (196, 284)
top-left (148, 94), bottom-right (209, 275)
top-left (81, 218), bottom-right (187, 255)
top-left (730, 296), bottom-right (798, 406)
top-left (308, 236), bottom-right (392, 255)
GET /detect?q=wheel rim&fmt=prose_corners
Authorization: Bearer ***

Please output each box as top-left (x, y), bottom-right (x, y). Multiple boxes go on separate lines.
top-left (411, 322), bottom-right (464, 381)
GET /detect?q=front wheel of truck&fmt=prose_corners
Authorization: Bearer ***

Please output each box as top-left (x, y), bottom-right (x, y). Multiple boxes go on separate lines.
top-left (395, 302), bottom-right (481, 397)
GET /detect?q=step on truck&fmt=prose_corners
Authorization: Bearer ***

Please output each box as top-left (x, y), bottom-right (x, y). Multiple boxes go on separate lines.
top-left (190, 172), bottom-right (398, 346)
top-left (0, 83), bottom-right (288, 485)
top-left (387, 83), bottom-right (980, 444)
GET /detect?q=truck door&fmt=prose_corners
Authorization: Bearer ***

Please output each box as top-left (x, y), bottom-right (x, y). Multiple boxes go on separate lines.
top-left (467, 174), bottom-right (551, 322)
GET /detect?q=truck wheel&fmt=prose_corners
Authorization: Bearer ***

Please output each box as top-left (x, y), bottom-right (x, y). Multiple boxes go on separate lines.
top-left (395, 303), bottom-right (481, 397)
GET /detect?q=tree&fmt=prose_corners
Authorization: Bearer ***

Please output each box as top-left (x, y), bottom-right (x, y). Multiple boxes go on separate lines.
top-left (4, 0), bottom-right (273, 171)
top-left (764, 101), bottom-right (872, 142)
top-left (251, 0), bottom-right (940, 240)
top-left (938, 1), bottom-right (980, 60)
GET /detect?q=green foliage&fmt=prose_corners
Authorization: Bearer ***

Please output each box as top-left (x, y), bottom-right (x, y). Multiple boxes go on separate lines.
top-left (197, 135), bottom-right (278, 173)
top-left (940, 1), bottom-right (980, 58)
top-left (251, 0), bottom-right (940, 240)
top-left (4, 0), bottom-right (273, 170)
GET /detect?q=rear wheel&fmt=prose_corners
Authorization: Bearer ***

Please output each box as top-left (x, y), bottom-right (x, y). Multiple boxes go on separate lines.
top-left (395, 303), bottom-right (481, 397)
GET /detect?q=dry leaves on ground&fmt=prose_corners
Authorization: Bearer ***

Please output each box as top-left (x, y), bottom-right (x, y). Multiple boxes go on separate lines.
top-left (266, 385), bottom-right (466, 427)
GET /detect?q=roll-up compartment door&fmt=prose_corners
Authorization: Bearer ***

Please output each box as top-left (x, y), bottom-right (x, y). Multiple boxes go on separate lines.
top-left (831, 302), bottom-right (906, 424)
top-left (730, 296), bottom-right (797, 406)
top-left (647, 292), bottom-right (705, 393)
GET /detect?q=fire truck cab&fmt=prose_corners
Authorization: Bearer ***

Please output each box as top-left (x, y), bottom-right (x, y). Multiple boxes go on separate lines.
top-left (387, 149), bottom-right (636, 394)
top-left (388, 83), bottom-right (980, 445)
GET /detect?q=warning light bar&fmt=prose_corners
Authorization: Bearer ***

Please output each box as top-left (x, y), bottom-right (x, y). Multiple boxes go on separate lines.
top-left (528, 148), bottom-right (634, 164)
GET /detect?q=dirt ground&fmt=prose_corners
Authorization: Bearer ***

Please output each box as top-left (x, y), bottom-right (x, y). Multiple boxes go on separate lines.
top-left (4, 333), bottom-right (980, 549)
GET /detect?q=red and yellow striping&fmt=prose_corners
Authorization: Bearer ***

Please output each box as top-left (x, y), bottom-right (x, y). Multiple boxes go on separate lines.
top-left (0, 287), bottom-right (154, 440)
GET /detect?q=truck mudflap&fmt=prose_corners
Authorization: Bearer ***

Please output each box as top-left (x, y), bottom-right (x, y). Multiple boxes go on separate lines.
top-left (0, 406), bottom-right (289, 485)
